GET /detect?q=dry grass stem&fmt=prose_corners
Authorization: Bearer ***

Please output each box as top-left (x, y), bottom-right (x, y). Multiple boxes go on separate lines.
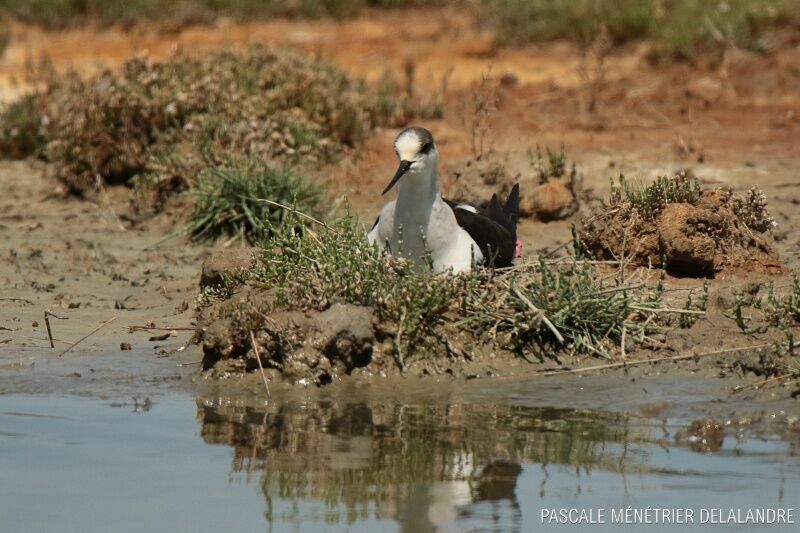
top-left (249, 330), bottom-right (272, 399)
top-left (537, 342), bottom-right (784, 377)
top-left (57, 316), bottom-right (117, 358)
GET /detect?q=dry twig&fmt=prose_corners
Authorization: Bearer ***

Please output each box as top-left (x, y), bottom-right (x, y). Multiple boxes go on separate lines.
top-left (129, 325), bottom-right (195, 332)
top-left (256, 198), bottom-right (338, 234)
top-left (512, 287), bottom-right (564, 344)
top-left (249, 330), bottom-right (271, 399)
top-left (537, 342), bottom-right (781, 376)
top-left (44, 310), bottom-right (67, 349)
top-left (731, 373), bottom-right (796, 395)
top-left (0, 297), bottom-right (33, 304)
top-left (57, 316), bottom-right (117, 358)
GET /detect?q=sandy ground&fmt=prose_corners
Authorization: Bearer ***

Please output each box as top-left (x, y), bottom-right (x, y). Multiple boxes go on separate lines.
top-left (1, 10), bottom-right (800, 401)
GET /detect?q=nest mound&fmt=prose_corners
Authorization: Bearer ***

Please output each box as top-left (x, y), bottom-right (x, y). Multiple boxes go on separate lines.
top-left (580, 173), bottom-right (781, 276)
top-left (192, 217), bottom-right (722, 386)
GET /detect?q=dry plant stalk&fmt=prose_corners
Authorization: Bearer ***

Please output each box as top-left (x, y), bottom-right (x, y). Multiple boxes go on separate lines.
top-left (579, 24), bottom-right (610, 121)
top-left (537, 342), bottom-right (787, 377)
top-left (57, 316), bottom-right (117, 357)
top-left (463, 68), bottom-right (500, 161)
top-left (249, 330), bottom-right (272, 399)
top-left (44, 310), bottom-right (67, 349)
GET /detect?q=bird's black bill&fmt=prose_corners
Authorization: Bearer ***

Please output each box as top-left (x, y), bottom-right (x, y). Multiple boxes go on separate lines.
top-left (382, 160), bottom-right (413, 195)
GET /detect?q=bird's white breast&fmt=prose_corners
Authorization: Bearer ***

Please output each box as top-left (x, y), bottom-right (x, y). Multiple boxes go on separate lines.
top-left (368, 198), bottom-right (482, 273)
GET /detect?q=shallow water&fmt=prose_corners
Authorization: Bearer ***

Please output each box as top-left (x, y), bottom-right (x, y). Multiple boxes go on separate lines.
top-left (1, 390), bottom-right (798, 532)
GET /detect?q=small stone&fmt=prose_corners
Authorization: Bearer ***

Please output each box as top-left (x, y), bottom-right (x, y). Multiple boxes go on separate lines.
top-left (120, 342), bottom-right (132, 351)
top-left (500, 71), bottom-right (519, 87)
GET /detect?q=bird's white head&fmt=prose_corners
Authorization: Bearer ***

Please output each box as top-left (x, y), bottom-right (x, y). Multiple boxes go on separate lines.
top-left (382, 126), bottom-right (439, 195)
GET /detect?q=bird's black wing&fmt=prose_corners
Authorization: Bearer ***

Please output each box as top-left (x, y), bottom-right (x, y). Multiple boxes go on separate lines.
top-left (443, 183), bottom-right (520, 267)
top-left (448, 205), bottom-right (515, 267)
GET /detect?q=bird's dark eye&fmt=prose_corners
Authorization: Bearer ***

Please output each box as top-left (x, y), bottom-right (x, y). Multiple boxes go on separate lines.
top-left (420, 142), bottom-right (433, 154)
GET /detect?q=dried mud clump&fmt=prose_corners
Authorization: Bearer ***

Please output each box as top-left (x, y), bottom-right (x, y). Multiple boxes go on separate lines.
top-left (521, 145), bottom-right (580, 220)
top-left (524, 179), bottom-right (578, 221)
top-left (200, 247), bottom-right (260, 289)
top-left (200, 299), bottom-right (379, 385)
top-left (580, 172), bottom-right (780, 276)
top-left (1, 46), bottom-right (402, 205)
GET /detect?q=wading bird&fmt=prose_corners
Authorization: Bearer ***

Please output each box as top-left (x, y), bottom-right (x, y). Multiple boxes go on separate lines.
top-left (368, 126), bottom-right (521, 273)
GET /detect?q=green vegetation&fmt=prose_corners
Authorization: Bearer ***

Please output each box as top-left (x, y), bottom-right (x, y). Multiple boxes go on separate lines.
top-left (764, 277), bottom-right (800, 358)
top-left (678, 280), bottom-right (708, 328)
top-left (467, 257), bottom-right (662, 358)
top-left (603, 172), bottom-right (776, 232)
top-left (0, 0), bottom-right (423, 28)
top-left (728, 277), bottom-right (800, 363)
top-left (487, 0), bottom-right (800, 59)
top-left (246, 211), bottom-right (473, 347)
top-left (528, 143), bottom-right (576, 184)
top-left (764, 275), bottom-right (800, 327)
top-left (733, 186), bottom-right (777, 232)
top-left (607, 172), bottom-right (701, 220)
top-left (15, 46), bottom-right (390, 194)
top-left (187, 160), bottom-right (324, 242)
top-left (2, 0), bottom-right (797, 62)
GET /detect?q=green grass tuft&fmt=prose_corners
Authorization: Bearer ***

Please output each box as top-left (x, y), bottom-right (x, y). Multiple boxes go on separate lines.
top-left (608, 171), bottom-right (701, 219)
top-left (467, 257), bottom-right (662, 358)
top-left (764, 275), bottom-right (800, 327)
top-left (187, 159), bottom-right (324, 242)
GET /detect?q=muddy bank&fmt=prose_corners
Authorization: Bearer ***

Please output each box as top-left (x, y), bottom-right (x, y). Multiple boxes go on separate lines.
top-left (0, 157), bottom-right (798, 429)
top-left (0, 160), bottom-right (205, 396)
top-left (193, 247), bottom-right (800, 402)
